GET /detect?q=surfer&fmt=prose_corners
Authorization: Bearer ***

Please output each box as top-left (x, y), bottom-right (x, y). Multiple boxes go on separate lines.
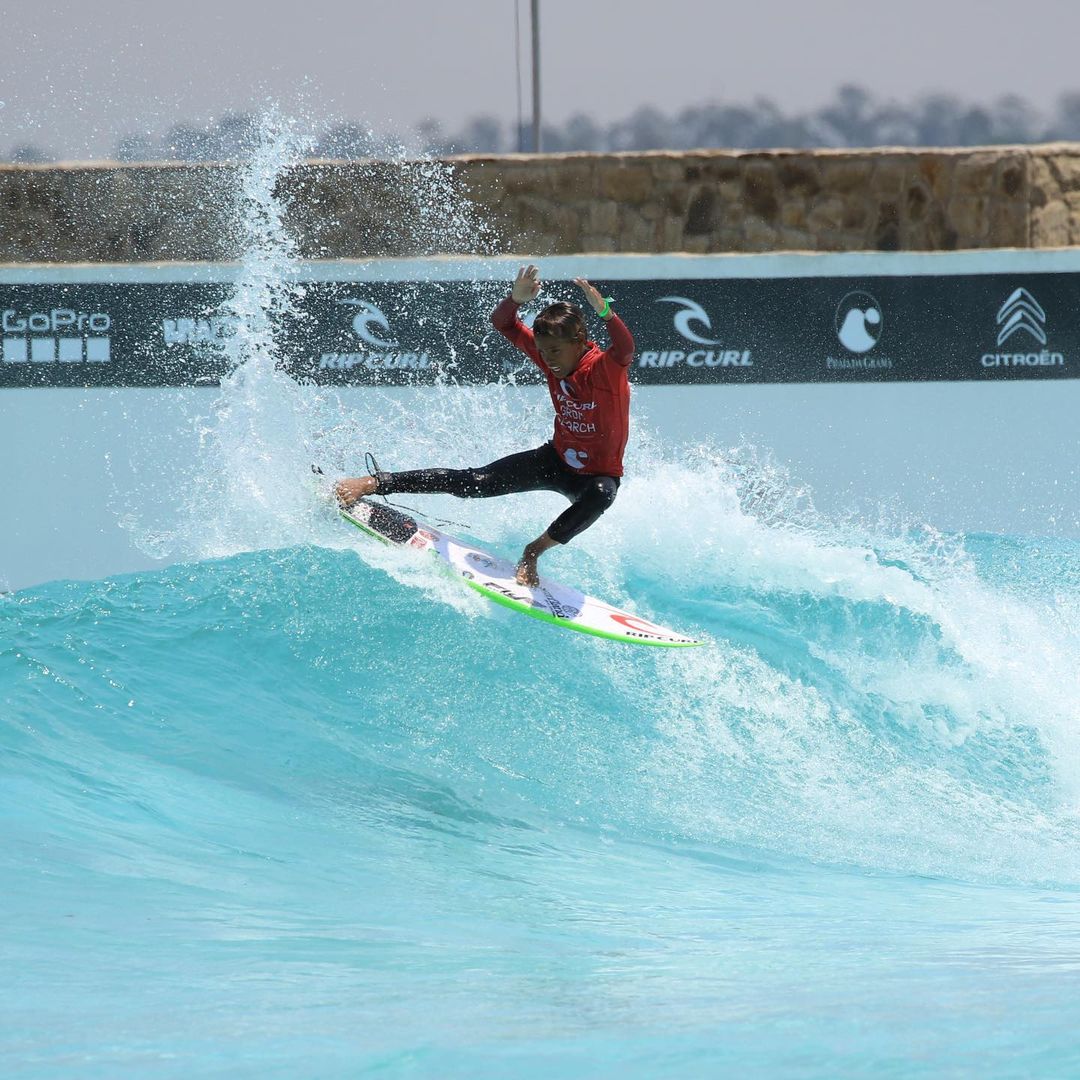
top-left (336, 264), bottom-right (635, 587)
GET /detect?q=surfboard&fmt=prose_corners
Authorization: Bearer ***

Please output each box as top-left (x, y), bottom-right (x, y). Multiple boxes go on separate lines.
top-left (334, 493), bottom-right (702, 648)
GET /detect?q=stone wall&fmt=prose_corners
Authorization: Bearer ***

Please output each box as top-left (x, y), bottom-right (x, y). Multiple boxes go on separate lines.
top-left (3, 144), bottom-right (1080, 262)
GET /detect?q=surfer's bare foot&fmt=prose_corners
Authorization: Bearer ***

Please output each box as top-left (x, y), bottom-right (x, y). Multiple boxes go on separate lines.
top-left (516, 532), bottom-right (560, 587)
top-left (515, 550), bottom-right (541, 587)
top-left (335, 475), bottom-right (379, 508)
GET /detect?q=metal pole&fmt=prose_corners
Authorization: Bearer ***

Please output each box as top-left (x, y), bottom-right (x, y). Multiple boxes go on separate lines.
top-left (531, 0), bottom-right (541, 153)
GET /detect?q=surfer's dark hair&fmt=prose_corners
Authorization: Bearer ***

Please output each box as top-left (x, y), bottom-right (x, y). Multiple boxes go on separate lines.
top-left (533, 302), bottom-right (587, 341)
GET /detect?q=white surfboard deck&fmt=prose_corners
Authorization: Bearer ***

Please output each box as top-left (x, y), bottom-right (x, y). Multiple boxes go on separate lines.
top-left (336, 495), bottom-right (702, 648)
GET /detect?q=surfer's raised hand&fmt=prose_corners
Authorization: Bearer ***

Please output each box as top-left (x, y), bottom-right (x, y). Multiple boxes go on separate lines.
top-left (512, 264), bottom-right (542, 304)
top-left (574, 278), bottom-right (613, 318)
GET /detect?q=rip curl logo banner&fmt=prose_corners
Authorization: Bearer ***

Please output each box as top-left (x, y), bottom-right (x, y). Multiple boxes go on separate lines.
top-left (2, 261), bottom-right (1079, 387)
top-left (336, 298), bottom-right (398, 349)
top-left (658, 296), bottom-right (723, 346)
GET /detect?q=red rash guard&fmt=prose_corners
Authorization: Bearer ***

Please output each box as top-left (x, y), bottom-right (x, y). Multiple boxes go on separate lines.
top-left (491, 297), bottom-right (635, 477)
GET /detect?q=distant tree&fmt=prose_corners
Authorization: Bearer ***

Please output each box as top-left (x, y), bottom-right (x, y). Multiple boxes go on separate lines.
top-left (817, 84), bottom-right (879, 147)
top-left (527, 123), bottom-right (565, 153)
top-left (10, 144), bottom-right (52, 163)
top-left (908, 94), bottom-right (964, 146)
top-left (417, 117), bottom-right (449, 156)
top-left (215, 113), bottom-right (260, 159)
top-left (1046, 92), bottom-right (1080, 140)
top-left (610, 105), bottom-right (671, 151)
top-left (868, 102), bottom-right (918, 146)
top-left (316, 122), bottom-right (381, 159)
top-left (162, 124), bottom-right (215, 162)
top-left (561, 113), bottom-right (605, 152)
top-left (116, 133), bottom-right (160, 162)
top-left (510, 121), bottom-right (538, 153)
top-left (751, 98), bottom-right (819, 149)
top-left (454, 115), bottom-right (504, 153)
top-left (91, 86), bottom-right (1080, 171)
top-left (990, 95), bottom-right (1039, 143)
top-left (675, 102), bottom-right (764, 149)
top-left (957, 105), bottom-right (995, 146)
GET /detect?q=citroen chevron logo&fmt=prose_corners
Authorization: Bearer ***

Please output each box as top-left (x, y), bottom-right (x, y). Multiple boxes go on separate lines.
top-left (657, 296), bottom-right (722, 346)
top-left (996, 288), bottom-right (1046, 347)
top-left (337, 298), bottom-right (398, 348)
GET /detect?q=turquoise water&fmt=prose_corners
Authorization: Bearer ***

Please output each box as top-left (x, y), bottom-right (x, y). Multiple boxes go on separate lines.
top-left (7, 119), bottom-right (1080, 1076)
top-left (5, 433), bottom-right (1080, 1075)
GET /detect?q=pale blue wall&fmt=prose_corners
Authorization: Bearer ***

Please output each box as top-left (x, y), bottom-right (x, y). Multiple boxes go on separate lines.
top-left (3, 379), bottom-right (1077, 592)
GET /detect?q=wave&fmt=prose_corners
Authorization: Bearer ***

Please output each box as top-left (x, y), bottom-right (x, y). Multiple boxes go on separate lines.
top-left (6, 475), bottom-right (1080, 890)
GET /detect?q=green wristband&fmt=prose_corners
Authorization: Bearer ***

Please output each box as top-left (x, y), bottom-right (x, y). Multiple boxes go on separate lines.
top-left (598, 297), bottom-right (614, 318)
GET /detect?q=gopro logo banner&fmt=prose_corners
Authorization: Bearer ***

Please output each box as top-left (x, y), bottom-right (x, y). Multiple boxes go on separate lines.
top-left (2, 307), bottom-right (112, 363)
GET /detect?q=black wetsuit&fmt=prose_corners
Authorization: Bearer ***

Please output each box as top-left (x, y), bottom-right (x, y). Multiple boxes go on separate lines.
top-left (375, 442), bottom-right (619, 545)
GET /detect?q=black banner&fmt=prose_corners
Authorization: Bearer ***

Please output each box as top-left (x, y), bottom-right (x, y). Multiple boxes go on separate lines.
top-left (2, 273), bottom-right (1077, 387)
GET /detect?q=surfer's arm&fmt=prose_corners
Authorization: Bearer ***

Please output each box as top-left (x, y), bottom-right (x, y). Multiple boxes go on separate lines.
top-left (491, 263), bottom-right (544, 362)
top-left (601, 313), bottom-right (634, 368)
top-left (574, 278), bottom-right (634, 367)
top-left (491, 297), bottom-right (543, 366)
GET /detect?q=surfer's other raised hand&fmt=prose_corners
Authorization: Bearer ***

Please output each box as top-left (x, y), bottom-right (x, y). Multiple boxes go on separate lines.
top-left (511, 264), bottom-right (541, 304)
top-left (574, 278), bottom-right (610, 317)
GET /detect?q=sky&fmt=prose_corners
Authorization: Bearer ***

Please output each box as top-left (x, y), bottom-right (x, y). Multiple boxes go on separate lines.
top-left (4, 0), bottom-right (1080, 159)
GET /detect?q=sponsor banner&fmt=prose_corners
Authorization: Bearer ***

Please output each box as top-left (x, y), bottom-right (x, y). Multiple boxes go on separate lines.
top-left (2, 271), bottom-right (1078, 387)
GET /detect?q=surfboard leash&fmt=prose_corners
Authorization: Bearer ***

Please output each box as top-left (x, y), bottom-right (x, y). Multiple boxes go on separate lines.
top-left (363, 452), bottom-right (474, 533)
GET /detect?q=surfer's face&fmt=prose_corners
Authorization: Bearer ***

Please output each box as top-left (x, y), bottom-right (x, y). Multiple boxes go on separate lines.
top-left (535, 334), bottom-right (586, 378)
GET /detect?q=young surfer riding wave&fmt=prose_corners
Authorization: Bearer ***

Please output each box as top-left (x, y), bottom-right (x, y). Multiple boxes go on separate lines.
top-left (336, 264), bottom-right (636, 586)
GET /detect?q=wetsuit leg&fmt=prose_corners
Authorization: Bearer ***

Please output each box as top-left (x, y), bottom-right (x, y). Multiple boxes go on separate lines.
top-left (375, 444), bottom-right (619, 545)
top-left (374, 444), bottom-right (565, 500)
top-left (546, 474), bottom-right (620, 544)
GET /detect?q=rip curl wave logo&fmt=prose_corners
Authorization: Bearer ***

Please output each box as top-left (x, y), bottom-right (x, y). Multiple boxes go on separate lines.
top-left (337, 298), bottom-right (398, 348)
top-left (835, 291), bottom-right (883, 354)
top-left (657, 296), bottom-right (722, 346)
top-left (563, 448), bottom-right (588, 470)
top-left (559, 377), bottom-right (577, 398)
top-left (996, 288), bottom-right (1047, 346)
